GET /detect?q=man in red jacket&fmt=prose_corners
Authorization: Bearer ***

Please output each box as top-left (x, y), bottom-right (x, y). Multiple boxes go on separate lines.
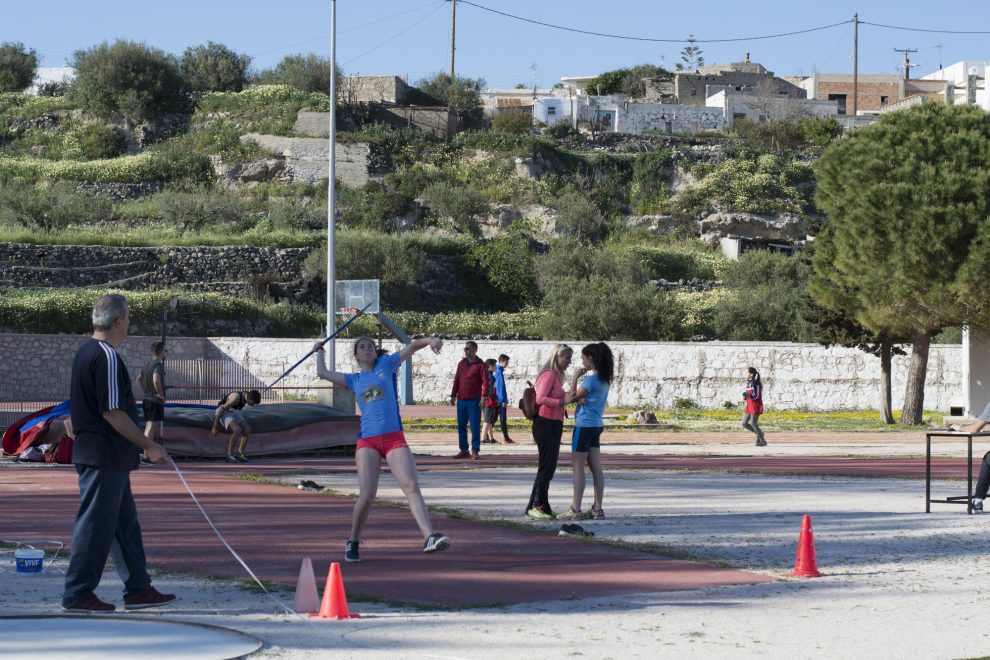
top-left (450, 341), bottom-right (486, 459)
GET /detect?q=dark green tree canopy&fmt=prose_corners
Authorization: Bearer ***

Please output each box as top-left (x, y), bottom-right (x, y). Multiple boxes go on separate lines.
top-left (585, 64), bottom-right (672, 97)
top-left (181, 42), bottom-right (251, 93)
top-left (0, 41), bottom-right (39, 93)
top-left (415, 72), bottom-right (484, 120)
top-left (253, 53), bottom-right (338, 94)
top-left (812, 102), bottom-right (990, 336)
top-left (70, 40), bottom-right (191, 121)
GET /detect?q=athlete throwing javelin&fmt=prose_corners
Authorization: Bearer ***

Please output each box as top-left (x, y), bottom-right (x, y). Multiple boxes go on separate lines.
top-left (314, 336), bottom-right (451, 562)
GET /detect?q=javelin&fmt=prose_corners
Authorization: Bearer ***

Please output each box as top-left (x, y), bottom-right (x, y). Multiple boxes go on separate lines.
top-left (265, 302), bottom-right (374, 390)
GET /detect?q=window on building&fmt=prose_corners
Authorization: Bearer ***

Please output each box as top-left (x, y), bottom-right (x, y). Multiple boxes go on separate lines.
top-left (828, 93), bottom-right (847, 115)
top-left (547, 106), bottom-right (556, 115)
top-left (881, 95), bottom-right (890, 106)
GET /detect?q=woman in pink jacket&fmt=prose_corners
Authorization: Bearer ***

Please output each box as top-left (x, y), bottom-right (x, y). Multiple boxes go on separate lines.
top-left (742, 366), bottom-right (767, 447)
top-left (525, 343), bottom-right (574, 519)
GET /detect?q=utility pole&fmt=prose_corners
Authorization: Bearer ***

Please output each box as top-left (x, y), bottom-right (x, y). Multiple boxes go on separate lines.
top-left (327, 0), bottom-right (338, 370)
top-left (531, 63), bottom-right (537, 99)
top-left (852, 13), bottom-right (859, 116)
top-left (449, 0), bottom-right (456, 79)
top-left (895, 47), bottom-right (918, 81)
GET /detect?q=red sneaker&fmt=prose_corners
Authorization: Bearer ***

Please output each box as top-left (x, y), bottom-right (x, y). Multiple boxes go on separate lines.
top-left (123, 586), bottom-right (177, 610)
top-left (63, 593), bottom-right (115, 613)
top-left (451, 450), bottom-right (471, 459)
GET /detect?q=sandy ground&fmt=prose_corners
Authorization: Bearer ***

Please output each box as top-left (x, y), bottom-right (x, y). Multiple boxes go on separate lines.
top-left (5, 433), bottom-right (990, 659)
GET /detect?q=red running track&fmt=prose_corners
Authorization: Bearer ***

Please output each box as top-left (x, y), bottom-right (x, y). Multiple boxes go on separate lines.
top-left (0, 459), bottom-right (771, 608)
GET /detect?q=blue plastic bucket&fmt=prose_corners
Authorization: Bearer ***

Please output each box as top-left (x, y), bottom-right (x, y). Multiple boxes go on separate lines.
top-left (15, 548), bottom-right (44, 573)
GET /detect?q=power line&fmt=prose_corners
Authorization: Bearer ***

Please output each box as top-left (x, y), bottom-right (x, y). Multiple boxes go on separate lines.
top-left (343, 2), bottom-right (447, 66)
top-left (250, 1), bottom-right (445, 58)
top-left (458, 0), bottom-right (852, 43)
top-left (860, 21), bottom-right (990, 35)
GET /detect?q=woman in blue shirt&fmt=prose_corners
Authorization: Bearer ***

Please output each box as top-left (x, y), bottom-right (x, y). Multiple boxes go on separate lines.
top-left (314, 335), bottom-right (450, 563)
top-left (557, 342), bottom-right (614, 521)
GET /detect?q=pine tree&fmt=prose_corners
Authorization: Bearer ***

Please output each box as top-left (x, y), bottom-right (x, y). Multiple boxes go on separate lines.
top-left (812, 102), bottom-right (990, 424)
top-left (675, 35), bottom-right (704, 72)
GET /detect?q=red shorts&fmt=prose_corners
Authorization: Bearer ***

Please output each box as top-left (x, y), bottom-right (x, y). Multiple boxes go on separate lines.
top-left (356, 430), bottom-right (409, 458)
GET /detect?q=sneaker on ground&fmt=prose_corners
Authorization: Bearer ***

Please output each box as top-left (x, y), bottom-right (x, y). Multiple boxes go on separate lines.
top-left (556, 507), bottom-right (584, 521)
top-left (298, 479), bottom-right (324, 491)
top-left (973, 499), bottom-right (984, 513)
top-left (559, 524), bottom-right (595, 537)
top-left (503, 438), bottom-right (517, 444)
top-left (423, 533), bottom-right (451, 554)
top-left (451, 450), bottom-right (471, 459)
top-left (225, 455), bottom-right (238, 463)
top-left (123, 586), bottom-right (177, 611)
top-left (756, 439), bottom-right (767, 447)
top-left (237, 454), bottom-right (250, 463)
top-left (344, 539), bottom-right (360, 562)
top-left (62, 593), bottom-right (115, 613)
top-left (527, 506), bottom-right (554, 520)
top-left (471, 450), bottom-right (480, 460)
top-left (590, 508), bottom-right (606, 520)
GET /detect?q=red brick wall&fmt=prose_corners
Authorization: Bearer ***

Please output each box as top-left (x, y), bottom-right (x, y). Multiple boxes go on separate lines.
top-left (816, 82), bottom-right (901, 113)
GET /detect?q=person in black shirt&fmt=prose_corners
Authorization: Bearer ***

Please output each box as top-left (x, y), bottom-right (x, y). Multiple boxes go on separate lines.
top-left (137, 341), bottom-right (167, 463)
top-left (212, 389), bottom-right (261, 463)
top-left (62, 294), bottom-right (177, 613)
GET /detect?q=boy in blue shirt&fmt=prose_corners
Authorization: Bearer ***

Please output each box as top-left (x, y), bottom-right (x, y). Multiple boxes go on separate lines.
top-left (494, 354), bottom-right (515, 444)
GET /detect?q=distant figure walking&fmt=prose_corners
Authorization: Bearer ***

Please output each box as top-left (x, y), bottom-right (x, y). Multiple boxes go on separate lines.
top-left (525, 343), bottom-right (574, 520)
top-left (742, 367), bottom-right (767, 447)
top-left (495, 354), bottom-right (515, 444)
top-left (558, 343), bottom-right (613, 521)
top-left (481, 359), bottom-right (499, 444)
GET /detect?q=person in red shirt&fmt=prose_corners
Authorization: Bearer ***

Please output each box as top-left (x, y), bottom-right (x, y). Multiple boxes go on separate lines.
top-left (450, 341), bottom-right (487, 459)
top-left (742, 366), bottom-right (767, 447)
top-left (525, 343), bottom-right (574, 519)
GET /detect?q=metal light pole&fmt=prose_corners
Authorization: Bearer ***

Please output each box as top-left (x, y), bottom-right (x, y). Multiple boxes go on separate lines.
top-left (327, 0), bottom-right (338, 370)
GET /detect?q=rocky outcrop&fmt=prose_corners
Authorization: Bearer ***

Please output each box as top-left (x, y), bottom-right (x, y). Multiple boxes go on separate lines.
top-left (699, 212), bottom-right (805, 245)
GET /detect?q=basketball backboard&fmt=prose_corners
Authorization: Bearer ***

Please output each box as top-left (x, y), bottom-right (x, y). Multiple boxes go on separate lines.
top-left (335, 280), bottom-right (380, 315)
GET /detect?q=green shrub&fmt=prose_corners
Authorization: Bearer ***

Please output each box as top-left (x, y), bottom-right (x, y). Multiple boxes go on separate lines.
top-left (415, 72), bottom-right (484, 121)
top-left (0, 146), bottom-right (211, 183)
top-left (173, 118), bottom-right (264, 162)
top-left (150, 184), bottom-right (248, 234)
top-left (303, 231), bottom-right (427, 286)
top-left (70, 123), bottom-right (128, 160)
top-left (0, 180), bottom-right (111, 233)
top-left (712, 250), bottom-right (811, 341)
top-left (337, 180), bottom-right (409, 232)
top-left (539, 274), bottom-right (683, 341)
top-left (0, 288), bottom-right (323, 337)
top-left (421, 181), bottom-right (489, 234)
top-left (679, 152), bottom-right (806, 215)
top-left (252, 54), bottom-right (337, 94)
top-left (584, 64), bottom-right (672, 98)
top-left (266, 196), bottom-right (326, 231)
top-left (471, 230), bottom-right (538, 309)
top-left (673, 397), bottom-right (699, 410)
top-left (70, 40), bottom-right (191, 121)
top-left (0, 42), bottom-right (38, 93)
top-left (631, 243), bottom-right (729, 281)
top-left (800, 116), bottom-right (842, 149)
top-left (181, 42), bottom-right (251, 93)
top-left (36, 81), bottom-right (69, 97)
top-left (544, 122), bottom-right (579, 140)
top-left (734, 118), bottom-right (805, 151)
top-left (491, 112), bottom-right (533, 135)
top-left (535, 239), bottom-right (648, 291)
top-left (553, 190), bottom-right (606, 244)
top-left (630, 149), bottom-right (672, 214)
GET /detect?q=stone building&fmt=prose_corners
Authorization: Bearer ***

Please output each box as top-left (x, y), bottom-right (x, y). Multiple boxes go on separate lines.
top-left (795, 73), bottom-right (951, 115)
top-left (673, 54), bottom-right (805, 106)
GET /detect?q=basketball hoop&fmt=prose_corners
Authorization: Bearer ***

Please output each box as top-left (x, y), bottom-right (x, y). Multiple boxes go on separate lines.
top-left (339, 307), bottom-right (360, 319)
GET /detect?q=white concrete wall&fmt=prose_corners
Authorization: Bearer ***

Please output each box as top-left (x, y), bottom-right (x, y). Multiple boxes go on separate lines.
top-left (0, 334), bottom-right (962, 412)
top-left (708, 91), bottom-right (837, 128)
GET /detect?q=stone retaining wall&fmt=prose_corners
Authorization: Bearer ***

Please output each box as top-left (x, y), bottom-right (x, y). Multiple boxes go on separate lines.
top-left (0, 333), bottom-right (962, 412)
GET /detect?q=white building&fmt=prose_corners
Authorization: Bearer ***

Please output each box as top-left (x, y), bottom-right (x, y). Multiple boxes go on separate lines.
top-left (30, 67), bottom-right (74, 95)
top-left (706, 90), bottom-right (838, 129)
top-left (920, 60), bottom-right (990, 110)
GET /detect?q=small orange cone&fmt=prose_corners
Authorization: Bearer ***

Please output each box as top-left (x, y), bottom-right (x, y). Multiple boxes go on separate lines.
top-left (791, 514), bottom-right (823, 578)
top-left (292, 558), bottom-right (320, 613)
top-left (310, 562), bottom-right (360, 619)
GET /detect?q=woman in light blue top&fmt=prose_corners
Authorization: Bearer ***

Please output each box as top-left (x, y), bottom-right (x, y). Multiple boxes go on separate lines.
top-left (557, 342), bottom-right (614, 521)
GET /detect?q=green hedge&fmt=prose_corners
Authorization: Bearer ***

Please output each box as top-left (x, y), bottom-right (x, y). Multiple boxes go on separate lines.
top-left (194, 85), bottom-right (330, 136)
top-left (0, 149), bottom-right (212, 183)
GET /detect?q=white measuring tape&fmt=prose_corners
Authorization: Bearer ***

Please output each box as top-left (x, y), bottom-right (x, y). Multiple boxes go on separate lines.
top-left (166, 456), bottom-right (322, 627)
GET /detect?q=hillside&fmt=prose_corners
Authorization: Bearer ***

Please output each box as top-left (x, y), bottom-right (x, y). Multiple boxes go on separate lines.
top-left (0, 85), bottom-right (857, 342)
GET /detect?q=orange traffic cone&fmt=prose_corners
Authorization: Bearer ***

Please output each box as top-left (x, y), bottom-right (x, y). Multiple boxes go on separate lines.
top-left (791, 514), bottom-right (823, 578)
top-left (292, 558), bottom-right (320, 613)
top-left (310, 562), bottom-right (360, 619)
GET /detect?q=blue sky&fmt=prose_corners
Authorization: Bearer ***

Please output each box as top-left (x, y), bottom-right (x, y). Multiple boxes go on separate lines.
top-left (5, 1), bottom-right (990, 88)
